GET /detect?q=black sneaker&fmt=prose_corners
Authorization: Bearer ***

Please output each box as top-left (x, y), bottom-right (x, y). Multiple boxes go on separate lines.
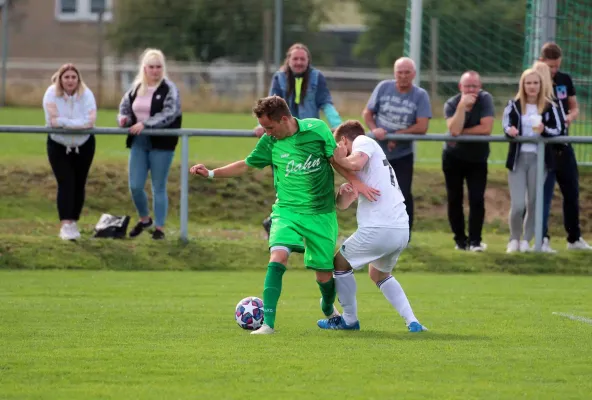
top-left (129, 218), bottom-right (153, 238)
top-left (152, 229), bottom-right (165, 240)
top-left (262, 216), bottom-right (272, 238)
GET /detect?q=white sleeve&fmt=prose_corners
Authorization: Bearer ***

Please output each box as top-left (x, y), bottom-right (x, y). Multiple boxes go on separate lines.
top-left (352, 136), bottom-right (376, 158)
top-left (42, 85), bottom-right (57, 126)
top-left (56, 89), bottom-right (97, 129)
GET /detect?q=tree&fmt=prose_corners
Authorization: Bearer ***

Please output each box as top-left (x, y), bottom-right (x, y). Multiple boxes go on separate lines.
top-left (353, 0), bottom-right (526, 70)
top-left (108, 0), bottom-right (332, 63)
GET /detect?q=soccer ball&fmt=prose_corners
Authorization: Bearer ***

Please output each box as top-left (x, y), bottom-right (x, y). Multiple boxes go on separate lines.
top-left (235, 296), bottom-right (264, 330)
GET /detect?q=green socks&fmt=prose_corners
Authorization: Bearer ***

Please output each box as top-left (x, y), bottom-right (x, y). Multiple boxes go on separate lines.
top-left (262, 262), bottom-right (287, 329)
top-left (318, 278), bottom-right (336, 317)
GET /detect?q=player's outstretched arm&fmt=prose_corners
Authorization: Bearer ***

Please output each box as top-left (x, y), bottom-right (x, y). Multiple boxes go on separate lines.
top-left (332, 141), bottom-right (369, 172)
top-left (189, 160), bottom-right (249, 179)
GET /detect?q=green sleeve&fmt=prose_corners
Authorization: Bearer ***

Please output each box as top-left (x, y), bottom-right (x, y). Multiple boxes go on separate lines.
top-left (245, 135), bottom-right (273, 169)
top-left (320, 124), bottom-right (337, 158)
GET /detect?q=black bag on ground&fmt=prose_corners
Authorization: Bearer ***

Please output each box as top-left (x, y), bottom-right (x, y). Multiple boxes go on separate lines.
top-left (94, 214), bottom-right (131, 239)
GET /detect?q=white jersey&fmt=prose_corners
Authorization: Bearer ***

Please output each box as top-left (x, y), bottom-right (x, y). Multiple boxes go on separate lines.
top-left (352, 135), bottom-right (409, 228)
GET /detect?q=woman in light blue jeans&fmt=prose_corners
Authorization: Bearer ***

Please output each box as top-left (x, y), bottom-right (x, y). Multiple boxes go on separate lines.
top-left (117, 49), bottom-right (182, 240)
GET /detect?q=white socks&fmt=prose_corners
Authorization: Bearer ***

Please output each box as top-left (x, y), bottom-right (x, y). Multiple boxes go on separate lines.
top-left (335, 270), bottom-right (419, 327)
top-left (334, 270), bottom-right (358, 325)
top-left (377, 275), bottom-right (418, 325)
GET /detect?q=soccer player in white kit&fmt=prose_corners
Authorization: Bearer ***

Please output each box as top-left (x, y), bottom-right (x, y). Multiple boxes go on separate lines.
top-left (317, 120), bottom-right (427, 332)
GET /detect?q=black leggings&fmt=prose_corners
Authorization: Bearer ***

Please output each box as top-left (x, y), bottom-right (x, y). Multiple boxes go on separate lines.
top-left (47, 136), bottom-right (95, 221)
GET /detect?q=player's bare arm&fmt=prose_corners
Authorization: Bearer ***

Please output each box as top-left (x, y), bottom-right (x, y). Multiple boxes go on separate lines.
top-left (332, 141), bottom-right (369, 172)
top-left (333, 150), bottom-right (369, 172)
top-left (330, 158), bottom-right (380, 202)
top-left (189, 160), bottom-right (249, 178)
top-left (335, 183), bottom-right (358, 210)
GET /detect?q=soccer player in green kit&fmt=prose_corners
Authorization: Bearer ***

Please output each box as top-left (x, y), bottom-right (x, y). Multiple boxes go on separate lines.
top-left (190, 96), bottom-right (379, 335)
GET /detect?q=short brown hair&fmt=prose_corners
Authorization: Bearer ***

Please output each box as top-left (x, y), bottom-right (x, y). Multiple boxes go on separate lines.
top-left (252, 96), bottom-right (292, 122)
top-left (540, 42), bottom-right (562, 60)
top-left (334, 120), bottom-right (366, 141)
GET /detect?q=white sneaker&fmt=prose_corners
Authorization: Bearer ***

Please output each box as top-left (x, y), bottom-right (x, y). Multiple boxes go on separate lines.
top-left (69, 222), bottom-right (81, 240)
top-left (469, 242), bottom-right (487, 252)
top-left (567, 237), bottom-right (592, 250)
top-left (506, 239), bottom-right (519, 253)
top-left (250, 324), bottom-right (275, 335)
top-left (320, 298), bottom-right (341, 318)
top-left (541, 238), bottom-right (557, 253)
top-left (519, 240), bottom-right (531, 252)
top-left (59, 222), bottom-right (80, 241)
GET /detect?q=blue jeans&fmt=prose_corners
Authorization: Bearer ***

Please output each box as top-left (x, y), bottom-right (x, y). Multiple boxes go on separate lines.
top-left (128, 140), bottom-right (175, 228)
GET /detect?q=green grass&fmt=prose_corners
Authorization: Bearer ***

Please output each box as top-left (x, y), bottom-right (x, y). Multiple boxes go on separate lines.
top-left (0, 161), bottom-right (590, 273)
top-left (0, 107), bottom-right (514, 164)
top-left (1, 270), bottom-right (591, 399)
top-left (1, 107), bottom-right (592, 399)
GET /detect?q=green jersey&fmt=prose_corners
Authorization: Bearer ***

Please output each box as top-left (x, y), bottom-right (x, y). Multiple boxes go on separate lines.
top-left (245, 118), bottom-right (337, 214)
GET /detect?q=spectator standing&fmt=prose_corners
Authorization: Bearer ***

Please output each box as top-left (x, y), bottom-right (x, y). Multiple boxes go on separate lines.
top-left (117, 49), bottom-right (182, 240)
top-left (538, 43), bottom-right (590, 251)
top-left (43, 63), bottom-right (97, 241)
top-left (362, 57), bottom-right (432, 235)
top-left (502, 68), bottom-right (564, 253)
top-left (443, 71), bottom-right (494, 251)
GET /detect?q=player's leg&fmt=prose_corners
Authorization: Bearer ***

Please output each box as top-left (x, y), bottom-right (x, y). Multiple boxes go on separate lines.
top-left (317, 228), bottom-right (378, 330)
top-left (252, 209), bottom-right (304, 335)
top-left (299, 212), bottom-right (339, 318)
top-left (369, 228), bottom-right (427, 332)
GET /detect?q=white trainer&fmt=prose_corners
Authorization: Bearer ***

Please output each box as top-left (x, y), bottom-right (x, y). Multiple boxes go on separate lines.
top-left (59, 222), bottom-right (79, 241)
top-left (541, 238), bottom-right (557, 253)
top-left (506, 239), bottom-right (519, 253)
top-left (469, 242), bottom-right (487, 252)
top-left (320, 297), bottom-right (341, 318)
top-left (567, 237), bottom-right (592, 250)
top-left (251, 324), bottom-right (275, 335)
top-left (519, 240), bottom-right (531, 252)
top-left (70, 222), bottom-right (81, 240)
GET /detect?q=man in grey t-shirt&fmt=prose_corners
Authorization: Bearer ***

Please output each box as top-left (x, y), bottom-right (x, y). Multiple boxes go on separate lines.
top-left (362, 57), bottom-right (432, 233)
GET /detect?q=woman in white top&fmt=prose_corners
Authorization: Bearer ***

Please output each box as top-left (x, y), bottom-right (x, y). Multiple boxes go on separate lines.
top-left (43, 63), bottom-right (97, 241)
top-left (502, 68), bottom-right (564, 253)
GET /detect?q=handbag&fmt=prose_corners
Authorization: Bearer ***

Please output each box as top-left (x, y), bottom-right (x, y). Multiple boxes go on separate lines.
top-left (93, 213), bottom-right (131, 239)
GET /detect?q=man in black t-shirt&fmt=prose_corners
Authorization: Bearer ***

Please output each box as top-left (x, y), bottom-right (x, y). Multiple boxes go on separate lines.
top-left (539, 42), bottom-right (591, 251)
top-left (443, 71), bottom-right (494, 251)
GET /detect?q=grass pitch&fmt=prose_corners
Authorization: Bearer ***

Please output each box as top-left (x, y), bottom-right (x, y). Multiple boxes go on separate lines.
top-left (1, 270), bottom-right (591, 400)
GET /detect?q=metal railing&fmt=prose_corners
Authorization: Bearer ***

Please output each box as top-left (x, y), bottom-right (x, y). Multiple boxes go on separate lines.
top-left (1, 125), bottom-right (590, 252)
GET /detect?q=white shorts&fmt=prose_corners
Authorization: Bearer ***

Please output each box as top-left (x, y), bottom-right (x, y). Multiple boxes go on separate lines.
top-left (339, 227), bottom-right (409, 273)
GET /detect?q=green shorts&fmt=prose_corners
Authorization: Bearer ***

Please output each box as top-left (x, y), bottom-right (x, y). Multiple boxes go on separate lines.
top-left (268, 207), bottom-right (338, 271)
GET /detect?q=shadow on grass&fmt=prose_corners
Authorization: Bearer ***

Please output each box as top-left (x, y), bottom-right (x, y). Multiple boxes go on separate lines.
top-left (312, 330), bottom-right (491, 341)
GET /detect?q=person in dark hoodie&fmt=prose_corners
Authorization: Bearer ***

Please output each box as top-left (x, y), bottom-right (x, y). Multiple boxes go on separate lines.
top-left (502, 68), bottom-right (564, 253)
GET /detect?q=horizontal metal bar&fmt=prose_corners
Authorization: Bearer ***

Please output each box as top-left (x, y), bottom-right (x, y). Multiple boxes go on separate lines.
top-left (2, 125), bottom-right (592, 145)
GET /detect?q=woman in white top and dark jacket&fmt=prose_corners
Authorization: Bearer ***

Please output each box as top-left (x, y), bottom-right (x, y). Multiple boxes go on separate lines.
top-left (43, 63), bottom-right (97, 241)
top-left (117, 48), bottom-right (182, 240)
top-left (502, 68), bottom-right (564, 253)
